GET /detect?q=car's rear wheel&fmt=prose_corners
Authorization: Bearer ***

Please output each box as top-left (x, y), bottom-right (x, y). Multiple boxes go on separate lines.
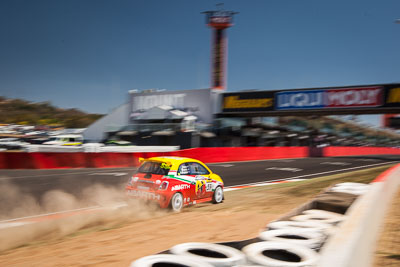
top-left (212, 186), bottom-right (224, 204)
top-left (170, 192), bottom-right (184, 212)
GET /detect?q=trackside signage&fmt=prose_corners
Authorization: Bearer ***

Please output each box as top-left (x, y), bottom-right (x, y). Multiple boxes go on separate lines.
top-left (219, 83), bottom-right (400, 116)
top-left (276, 90), bottom-right (324, 109)
top-left (384, 86), bottom-right (400, 107)
top-left (222, 91), bottom-right (274, 112)
top-left (326, 87), bottom-right (382, 108)
top-left (276, 86), bottom-right (383, 110)
top-left (129, 89), bottom-right (213, 123)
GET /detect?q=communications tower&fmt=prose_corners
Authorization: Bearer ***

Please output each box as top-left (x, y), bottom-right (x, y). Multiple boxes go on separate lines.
top-left (203, 4), bottom-right (238, 90)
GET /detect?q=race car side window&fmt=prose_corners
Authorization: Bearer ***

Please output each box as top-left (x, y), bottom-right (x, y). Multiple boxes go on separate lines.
top-left (188, 162), bottom-right (210, 175)
top-left (178, 163), bottom-right (190, 175)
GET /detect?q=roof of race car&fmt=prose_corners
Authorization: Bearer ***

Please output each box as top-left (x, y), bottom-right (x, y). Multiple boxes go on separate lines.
top-left (145, 156), bottom-right (203, 164)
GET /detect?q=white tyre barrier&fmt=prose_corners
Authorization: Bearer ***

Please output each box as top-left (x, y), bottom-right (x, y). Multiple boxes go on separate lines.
top-left (169, 242), bottom-right (246, 267)
top-left (130, 254), bottom-right (214, 267)
top-left (330, 182), bottom-right (370, 195)
top-left (242, 241), bottom-right (319, 267)
top-left (258, 229), bottom-right (326, 249)
top-left (290, 209), bottom-right (344, 225)
top-left (302, 209), bottom-right (342, 217)
top-left (267, 220), bottom-right (332, 234)
top-left (290, 214), bottom-right (343, 225)
top-left (330, 187), bottom-right (369, 195)
top-left (333, 182), bottom-right (369, 188)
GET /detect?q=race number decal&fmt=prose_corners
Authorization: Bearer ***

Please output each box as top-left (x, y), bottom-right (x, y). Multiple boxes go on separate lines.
top-left (206, 183), bottom-right (213, 192)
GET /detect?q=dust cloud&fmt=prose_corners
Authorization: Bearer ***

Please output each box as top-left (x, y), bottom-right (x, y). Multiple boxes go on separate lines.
top-left (0, 180), bottom-right (166, 251)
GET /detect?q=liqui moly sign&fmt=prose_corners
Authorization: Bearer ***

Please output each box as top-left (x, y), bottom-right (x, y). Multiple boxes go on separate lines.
top-left (276, 86), bottom-right (383, 110)
top-left (326, 87), bottom-right (382, 107)
top-left (276, 90), bottom-right (324, 109)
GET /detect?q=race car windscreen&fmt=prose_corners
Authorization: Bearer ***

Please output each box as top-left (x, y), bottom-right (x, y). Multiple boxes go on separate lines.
top-left (137, 161), bottom-right (170, 175)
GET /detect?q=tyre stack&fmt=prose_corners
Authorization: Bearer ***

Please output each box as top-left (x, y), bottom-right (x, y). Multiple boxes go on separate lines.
top-left (130, 182), bottom-right (370, 267)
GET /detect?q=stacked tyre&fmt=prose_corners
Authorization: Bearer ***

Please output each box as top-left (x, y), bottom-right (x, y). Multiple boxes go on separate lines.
top-left (242, 208), bottom-right (345, 266)
top-left (131, 183), bottom-right (365, 266)
top-left (130, 254), bottom-right (214, 267)
top-left (169, 242), bottom-right (247, 267)
top-left (242, 241), bottom-right (319, 267)
top-left (329, 182), bottom-right (370, 195)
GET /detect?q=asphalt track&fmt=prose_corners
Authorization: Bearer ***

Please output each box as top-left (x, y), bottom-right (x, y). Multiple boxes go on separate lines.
top-left (0, 155), bottom-right (398, 219)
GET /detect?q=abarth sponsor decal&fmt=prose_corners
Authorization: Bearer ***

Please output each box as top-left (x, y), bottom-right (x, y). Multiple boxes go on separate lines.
top-left (171, 184), bottom-right (191, 191)
top-left (127, 190), bottom-right (161, 200)
top-left (137, 185), bottom-right (150, 190)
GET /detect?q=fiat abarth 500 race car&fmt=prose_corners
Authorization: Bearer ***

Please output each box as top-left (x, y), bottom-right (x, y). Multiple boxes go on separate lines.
top-left (125, 156), bottom-right (224, 212)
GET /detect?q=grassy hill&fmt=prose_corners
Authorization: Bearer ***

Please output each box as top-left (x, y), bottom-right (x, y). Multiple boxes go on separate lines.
top-left (0, 96), bottom-right (103, 128)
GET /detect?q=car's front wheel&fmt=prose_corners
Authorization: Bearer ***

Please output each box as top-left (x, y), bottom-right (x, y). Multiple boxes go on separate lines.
top-left (212, 186), bottom-right (224, 204)
top-left (170, 193), bottom-right (184, 212)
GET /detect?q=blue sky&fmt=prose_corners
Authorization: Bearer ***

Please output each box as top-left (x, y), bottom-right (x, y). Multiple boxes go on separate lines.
top-left (1, 0), bottom-right (399, 124)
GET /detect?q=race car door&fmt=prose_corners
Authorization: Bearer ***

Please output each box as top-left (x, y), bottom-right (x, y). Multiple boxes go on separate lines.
top-left (181, 162), bottom-right (214, 200)
top-left (176, 162), bottom-right (210, 200)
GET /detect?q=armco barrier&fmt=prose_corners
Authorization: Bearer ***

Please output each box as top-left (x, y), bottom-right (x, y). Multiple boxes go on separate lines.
top-left (318, 164), bottom-right (400, 267)
top-left (324, 146), bottom-right (400, 157)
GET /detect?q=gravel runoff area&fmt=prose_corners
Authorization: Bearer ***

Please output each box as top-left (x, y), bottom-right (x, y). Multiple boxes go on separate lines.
top-left (374, 187), bottom-right (400, 266)
top-left (0, 164), bottom-right (396, 266)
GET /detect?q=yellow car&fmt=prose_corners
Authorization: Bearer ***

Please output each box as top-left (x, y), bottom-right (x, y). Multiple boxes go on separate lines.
top-left (126, 156), bottom-right (224, 211)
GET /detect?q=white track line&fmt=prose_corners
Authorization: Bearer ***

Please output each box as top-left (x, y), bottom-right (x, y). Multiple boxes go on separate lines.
top-left (224, 179), bottom-right (306, 192)
top-left (0, 205), bottom-right (102, 223)
top-left (225, 161), bottom-right (397, 189)
top-left (207, 157), bottom-right (307, 165)
top-left (0, 202), bottom-right (129, 225)
top-left (0, 221), bottom-right (33, 229)
top-left (0, 169), bottom-right (135, 180)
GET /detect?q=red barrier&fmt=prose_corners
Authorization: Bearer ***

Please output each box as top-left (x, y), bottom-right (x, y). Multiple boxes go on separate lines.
top-left (372, 163), bottom-right (400, 183)
top-left (324, 147), bottom-right (400, 157)
top-left (1, 146), bottom-right (399, 169)
top-left (167, 147), bottom-right (308, 163)
top-left (0, 147), bottom-right (308, 169)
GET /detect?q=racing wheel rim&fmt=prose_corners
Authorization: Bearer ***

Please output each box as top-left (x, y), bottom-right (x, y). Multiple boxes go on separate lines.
top-left (171, 193), bottom-right (183, 212)
top-left (214, 186), bottom-right (223, 203)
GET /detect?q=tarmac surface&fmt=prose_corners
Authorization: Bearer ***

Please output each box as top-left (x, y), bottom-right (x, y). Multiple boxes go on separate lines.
top-left (0, 154), bottom-right (398, 220)
top-left (0, 154), bottom-right (398, 199)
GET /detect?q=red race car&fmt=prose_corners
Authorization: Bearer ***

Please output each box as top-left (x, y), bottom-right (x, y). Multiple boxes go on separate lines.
top-left (126, 156), bottom-right (224, 211)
